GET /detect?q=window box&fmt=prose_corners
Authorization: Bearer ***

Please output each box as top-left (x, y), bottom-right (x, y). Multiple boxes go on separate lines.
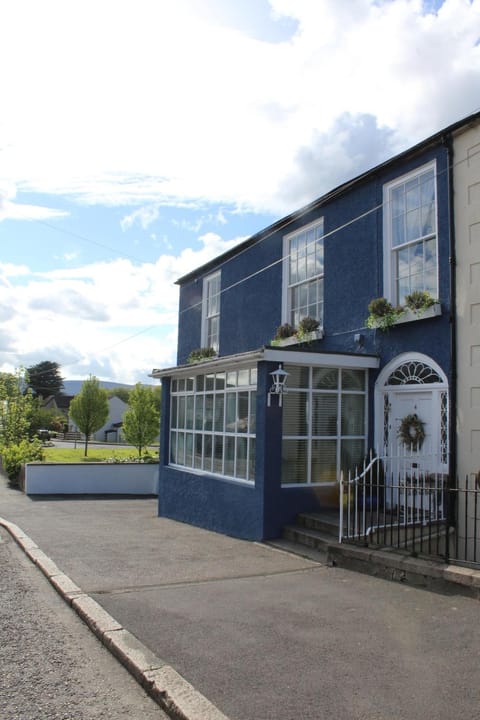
top-left (394, 302), bottom-right (442, 325)
top-left (274, 330), bottom-right (324, 347)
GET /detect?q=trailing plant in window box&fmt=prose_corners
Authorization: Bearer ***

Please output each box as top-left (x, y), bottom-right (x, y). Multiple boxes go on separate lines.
top-left (404, 290), bottom-right (437, 314)
top-left (274, 322), bottom-right (296, 340)
top-left (366, 297), bottom-right (404, 331)
top-left (187, 347), bottom-right (216, 364)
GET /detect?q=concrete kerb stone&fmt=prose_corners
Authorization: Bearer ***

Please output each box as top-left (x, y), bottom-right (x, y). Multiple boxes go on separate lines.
top-left (0, 515), bottom-right (233, 720)
top-left (144, 666), bottom-right (230, 720)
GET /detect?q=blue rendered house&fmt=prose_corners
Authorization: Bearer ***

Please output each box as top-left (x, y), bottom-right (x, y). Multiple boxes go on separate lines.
top-left (152, 115), bottom-right (473, 542)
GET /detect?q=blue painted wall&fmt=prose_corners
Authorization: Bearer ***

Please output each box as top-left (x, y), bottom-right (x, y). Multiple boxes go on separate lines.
top-left (161, 141), bottom-right (453, 540)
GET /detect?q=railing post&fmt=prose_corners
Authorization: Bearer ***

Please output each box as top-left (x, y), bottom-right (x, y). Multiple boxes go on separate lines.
top-left (339, 470), bottom-right (344, 543)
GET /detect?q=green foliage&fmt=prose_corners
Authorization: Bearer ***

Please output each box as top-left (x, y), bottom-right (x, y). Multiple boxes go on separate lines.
top-left (366, 297), bottom-right (404, 331)
top-left (122, 383), bottom-right (160, 457)
top-left (274, 323), bottom-right (296, 340)
top-left (107, 386), bottom-right (131, 403)
top-left (297, 316), bottom-right (320, 334)
top-left (187, 347), bottom-right (216, 364)
top-left (26, 361), bottom-right (64, 398)
top-left (2, 439), bottom-right (44, 484)
top-left (0, 368), bottom-right (35, 447)
top-left (404, 290), bottom-right (436, 313)
top-left (43, 447), bottom-right (149, 463)
top-left (28, 402), bottom-right (65, 437)
top-left (69, 376), bottom-right (109, 456)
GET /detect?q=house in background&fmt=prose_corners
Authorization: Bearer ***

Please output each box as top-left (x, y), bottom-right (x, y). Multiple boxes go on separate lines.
top-left (153, 112), bottom-right (479, 552)
top-left (69, 395), bottom-right (128, 443)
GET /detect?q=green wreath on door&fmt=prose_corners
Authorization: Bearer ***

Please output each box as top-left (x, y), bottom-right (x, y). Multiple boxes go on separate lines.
top-left (398, 413), bottom-right (426, 451)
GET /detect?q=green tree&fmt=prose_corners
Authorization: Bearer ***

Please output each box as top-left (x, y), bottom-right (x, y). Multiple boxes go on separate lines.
top-left (69, 376), bottom-right (109, 456)
top-left (0, 368), bottom-right (35, 447)
top-left (27, 361), bottom-right (64, 398)
top-left (107, 387), bottom-right (131, 404)
top-left (122, 384), bottom-right (160, 458)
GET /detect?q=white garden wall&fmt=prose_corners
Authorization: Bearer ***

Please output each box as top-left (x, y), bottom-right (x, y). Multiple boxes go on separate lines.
top-left (24, 462), bottom-right (159, 495)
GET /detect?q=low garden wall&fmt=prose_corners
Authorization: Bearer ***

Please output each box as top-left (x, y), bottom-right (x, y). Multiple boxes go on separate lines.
top-left (24, 462), bottom-right (159, 495)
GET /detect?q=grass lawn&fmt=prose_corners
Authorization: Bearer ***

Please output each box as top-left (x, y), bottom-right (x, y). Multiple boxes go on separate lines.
top-left (43, 446), bottom-right (158, 463)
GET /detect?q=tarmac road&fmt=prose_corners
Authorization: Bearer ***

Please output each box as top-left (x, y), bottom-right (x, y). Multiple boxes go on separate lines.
top-left (1, 479), bottom-right (480, 720)
top-left (0, 525), bottom-right (167, 720)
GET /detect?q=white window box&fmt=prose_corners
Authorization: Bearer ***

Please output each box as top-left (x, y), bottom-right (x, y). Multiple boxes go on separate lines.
top-left (394, 302), bottom-right (442, 325)
top-left (274, 330), bottom-right (324, 347)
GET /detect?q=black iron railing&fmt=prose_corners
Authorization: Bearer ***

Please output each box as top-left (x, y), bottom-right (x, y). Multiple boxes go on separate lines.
top-left (340, 453), bottom-right (480, 567)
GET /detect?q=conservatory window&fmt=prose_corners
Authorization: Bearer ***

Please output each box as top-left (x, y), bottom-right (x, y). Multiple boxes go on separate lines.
top-left (170, 366), bottom-right (257, 483)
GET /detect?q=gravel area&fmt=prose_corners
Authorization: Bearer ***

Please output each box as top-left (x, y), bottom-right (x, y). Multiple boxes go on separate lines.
top-left (0, 528), bottom-right (168, 720)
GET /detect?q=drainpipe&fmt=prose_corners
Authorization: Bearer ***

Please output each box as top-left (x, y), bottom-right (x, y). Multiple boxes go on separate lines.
top-left (444, 134), bottom-right (457, 502)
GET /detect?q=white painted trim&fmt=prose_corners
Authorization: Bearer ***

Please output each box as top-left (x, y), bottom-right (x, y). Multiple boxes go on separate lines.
top-left (383, 160), bottom-right (438, 305)
top-left (264, 348), bottom-right (379, 368)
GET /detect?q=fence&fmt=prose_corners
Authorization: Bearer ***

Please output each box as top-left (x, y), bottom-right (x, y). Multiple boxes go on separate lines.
top-left (340, 452), bottom-right (480, 567)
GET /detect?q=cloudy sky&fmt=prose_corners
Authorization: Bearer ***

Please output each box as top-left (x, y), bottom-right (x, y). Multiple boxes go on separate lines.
top-left (1, 0), bottom-right (479, 384)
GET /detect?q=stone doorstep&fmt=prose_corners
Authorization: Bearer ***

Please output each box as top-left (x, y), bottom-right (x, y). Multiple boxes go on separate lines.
top-left (327, 542), bottom-right (480, 598)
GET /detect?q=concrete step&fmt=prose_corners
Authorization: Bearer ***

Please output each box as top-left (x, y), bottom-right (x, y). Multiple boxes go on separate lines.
top-left (295, 511), bottom-right (339, 536)
top-left (282, 524), bottom-right (336, 553)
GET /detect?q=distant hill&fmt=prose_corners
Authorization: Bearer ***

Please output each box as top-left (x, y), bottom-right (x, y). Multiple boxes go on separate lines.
top-left (62, 380), bottom-right (149, 395)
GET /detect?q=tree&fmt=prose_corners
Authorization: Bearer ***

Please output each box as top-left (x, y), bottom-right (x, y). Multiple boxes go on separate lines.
top-left (122, 383), bottom-right (160, 458)
top-left (0, 368), bottom-right (35, 447)
top-left (69, 376), bottom-right (109, 456)
top-left (27, 361), bottom-right (64, 398)
top-left (107, 387), bottom-right (131, 404)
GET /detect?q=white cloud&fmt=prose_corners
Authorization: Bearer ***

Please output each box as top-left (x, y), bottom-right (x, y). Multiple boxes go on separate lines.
top-left (0, 184), bottom-right (68, 222)
top-left (0, 232), bottom-right (244, 383)
top-left (120, 205), bottom-right (160, 231)
top-left (1, 0), bottom-right (479, 215)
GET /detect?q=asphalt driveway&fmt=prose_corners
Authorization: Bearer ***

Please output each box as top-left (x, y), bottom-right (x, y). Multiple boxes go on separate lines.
top-left (2, 480), bottom-right (480, 720)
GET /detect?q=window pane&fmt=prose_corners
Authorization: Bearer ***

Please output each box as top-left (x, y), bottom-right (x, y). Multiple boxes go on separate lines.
top-left (311, 440), bottom-right (337, 483)
top-left (226, 371), bottom-right (237, 388)
top-left (186, 396), bottom-right (194, 430)
top-left (171, 396), bottom-right (178, 428)
top-left (238, 392), bottom-right (249, 433)
top-left (283, 392), bottom-right (308, 436)
top-left (224, 436), bottom-right (235, 477)
top-left (214, 395), bottom-right (224, 433)
top-left (249, 393), bottom-right (256, 433)
top-left (186, 377), bottom-right (194, 392)
top-left (170, 431), bottom-right (177, 464)
top-left (177, 432), bottom-right (185, 466)
top-left (312, 367), bottom-right (338, 389)
top-left (392, 215), bottom-right (405, 247)
top-left (177, 396), bottom-right (185, 429)
top-left (195, 395), bottom-right (204, 431)
top-left (342, 369), bottom-right (365, 390)
top-left (206, 374), bottom-right (215, 391)
top-left (203, 434), bottom-right (213, 472)
top-left (238, 369), bottom-right (249, 386)
top-left (194, 434), bottom-right (203, 469)
top-left (282, 439), bottom-right (308, 484)
top-left (406, 208), bottom-right (420, 242)
top-left (250, 368), bottom-right (258, 386)
top-left (312, 394), bottom-right (337, 436)
top-left (341, 394), bottom-right (365, 436)
top-left (237, 437), bottom-right (247, 479)
top-left (204, 394), bottom-right (214, 431)
top-left (284, 365), bottom-right (309, 388)
top-left (185, 433), bottom-right (193, 467)
top-left (215, 372), bottom-right (225, 390)
top-left (213, 436), bottom-right (223, 474)
top-left (341, 439), bottom-right (365, 473)
top-left (248, 439), bottom-right (256, 481)
top-left (225, 393), bottom-right (236, 432)
top-left (196, 375), bottom-right (204, 391)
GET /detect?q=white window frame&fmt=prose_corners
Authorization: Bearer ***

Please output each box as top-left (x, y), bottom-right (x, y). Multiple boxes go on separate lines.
top-left (201, 271), bottom-right (221, 352)
top-left (282, 218), bottom-right (325, 329)
top-left (383, 161), bottom-right (438, 306)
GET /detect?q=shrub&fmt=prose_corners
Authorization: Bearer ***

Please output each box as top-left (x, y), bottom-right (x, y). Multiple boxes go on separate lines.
top-left (404, 290), bottom-right (436, 312)
top-left (366, 297), bottom-right (403, 330)
top-left (2, 439), bottom-right (44, 484)
top-left (274, 323), bottom-right (296, 340)
top-left (188, 347), bottom-right (216, 364)
top-left (298, 316), bottom-right (320, 334)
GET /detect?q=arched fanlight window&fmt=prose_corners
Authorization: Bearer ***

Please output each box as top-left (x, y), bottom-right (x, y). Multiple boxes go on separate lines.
top-left (386, 361), bottom-right (442, 386)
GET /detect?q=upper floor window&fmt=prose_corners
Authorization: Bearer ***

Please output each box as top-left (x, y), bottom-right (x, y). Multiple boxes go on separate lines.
top-left (202, 271), bottom-right (221, 353)
top-left (384, 162), bottom-right (438, 306)
top-left (283, 219), bottom-right (324, 328)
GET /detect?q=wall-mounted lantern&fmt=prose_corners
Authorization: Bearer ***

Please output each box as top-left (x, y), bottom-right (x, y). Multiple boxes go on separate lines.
top-left (267, 364), bottom-right (289, 407)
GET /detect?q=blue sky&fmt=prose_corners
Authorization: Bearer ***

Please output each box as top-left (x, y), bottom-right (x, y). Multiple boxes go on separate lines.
top-left (1, 0), bottom-right (479, 383)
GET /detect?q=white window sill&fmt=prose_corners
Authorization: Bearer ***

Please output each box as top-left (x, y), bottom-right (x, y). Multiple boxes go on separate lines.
top-left (272, 330), bottom-right (324, 347)
top-left (394, 302), bottom-right (442, 325)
